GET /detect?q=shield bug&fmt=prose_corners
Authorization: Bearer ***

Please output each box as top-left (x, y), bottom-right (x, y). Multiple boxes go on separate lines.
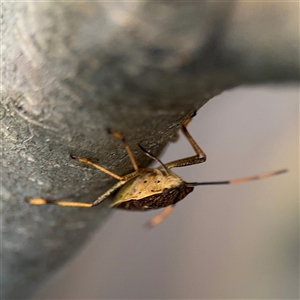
top-left (26, 111), bottom-right (287, 227)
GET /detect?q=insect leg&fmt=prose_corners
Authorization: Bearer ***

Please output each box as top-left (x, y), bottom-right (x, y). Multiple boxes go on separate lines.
top-left (107, 129), bottom-right (139, 171)
top-left (26, 171), bottom-right (141, 208)
top-left (164, 112), bottom-right (206, 169)
top-left (71, 155), bottom-right (122, 180)
top-left (26, 181), bottom-right (127, 208)
top-left (25, 198), bottom-right (93, 207)
top-left (145, 205), bottom-right (174, 228)
top-left (91, 180), bottom-right (127, 206)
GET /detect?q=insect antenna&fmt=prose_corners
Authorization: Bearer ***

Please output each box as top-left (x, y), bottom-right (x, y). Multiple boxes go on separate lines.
top-left (138, 144), bottom-right (170, 174)
top-left (187, 169), bottom-right (288, 187)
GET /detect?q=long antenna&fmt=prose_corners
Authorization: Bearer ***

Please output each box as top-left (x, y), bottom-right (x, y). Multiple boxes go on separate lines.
top-left (138, 144), bottom-right (170, 174)
top-left (188, 169), bottom-right (288, 186)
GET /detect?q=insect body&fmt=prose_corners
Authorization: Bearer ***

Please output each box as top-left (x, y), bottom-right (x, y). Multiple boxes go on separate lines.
top-left (112, 169), bottom-right (194, 211)
top-left (27, 111), bottom-right (287, 227)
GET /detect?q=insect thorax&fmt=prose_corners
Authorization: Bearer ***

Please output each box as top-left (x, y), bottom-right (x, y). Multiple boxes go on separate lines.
top-left (111, 170), bottom-right (194, 211)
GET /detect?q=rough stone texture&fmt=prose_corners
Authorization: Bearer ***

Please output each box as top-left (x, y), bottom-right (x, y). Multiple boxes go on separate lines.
top-left (1, 2), bottom-right (298, 299)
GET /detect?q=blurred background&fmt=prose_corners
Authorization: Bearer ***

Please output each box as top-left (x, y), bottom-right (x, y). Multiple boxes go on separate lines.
top-left (33, 85), bottom-right (298, 299)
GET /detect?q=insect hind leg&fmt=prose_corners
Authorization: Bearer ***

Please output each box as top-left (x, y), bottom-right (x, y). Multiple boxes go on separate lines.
top-left (145, 205), bottom-right (174, 228)
top-left (25, 198), bottom-right (92, 207)
top-left (26, 181), bottom-right (127, 208)
top-left (26, 170), bottom-right (140, 208)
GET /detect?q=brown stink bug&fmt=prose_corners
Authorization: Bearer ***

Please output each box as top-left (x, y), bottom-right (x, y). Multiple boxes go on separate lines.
top-left (26, 111), bottom-right (287, 227)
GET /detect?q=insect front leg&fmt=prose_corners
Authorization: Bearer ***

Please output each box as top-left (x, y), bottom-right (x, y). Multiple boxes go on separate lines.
top-left (164, 112), bottom-right (206, 169)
